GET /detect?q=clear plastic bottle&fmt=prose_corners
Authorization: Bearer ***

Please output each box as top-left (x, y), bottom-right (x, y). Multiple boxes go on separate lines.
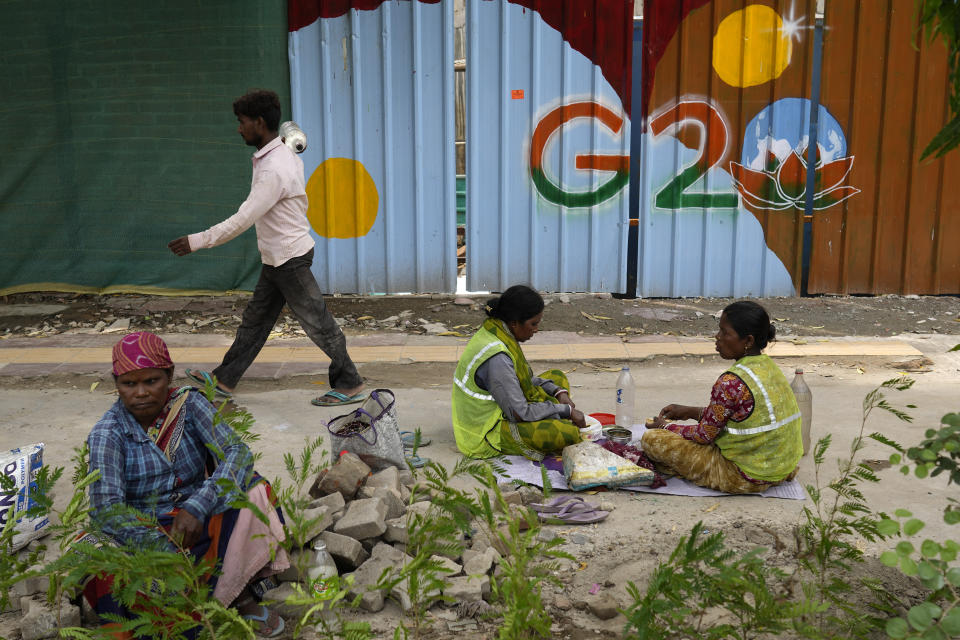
top-left (790, 368), bottom-right (813, 456)
top-left (279, 120), bottom-right (308, 153)
top-left (306, 539), bottom-right (338, 629)
top-left (615, 366), bottom-right (636, 427)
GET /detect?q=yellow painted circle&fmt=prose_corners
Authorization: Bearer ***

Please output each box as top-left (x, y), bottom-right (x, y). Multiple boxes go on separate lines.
top-left (712, 5), bottom-right (793, 88)
top-left (305, 157), bottom-right (379, 239)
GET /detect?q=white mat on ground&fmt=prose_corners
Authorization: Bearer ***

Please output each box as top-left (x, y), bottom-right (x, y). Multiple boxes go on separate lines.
top-left (495, 423), bottom-right (806, 500)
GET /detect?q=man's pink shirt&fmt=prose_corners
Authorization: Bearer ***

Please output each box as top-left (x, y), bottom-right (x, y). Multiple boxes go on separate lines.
top-left (188, 137), bottom-right (314, 267)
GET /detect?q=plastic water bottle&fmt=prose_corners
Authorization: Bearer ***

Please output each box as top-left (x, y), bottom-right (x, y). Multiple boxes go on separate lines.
top-left (279, 120), bottom-right (308, 153)
top-left (306, 539), bottom-right (338, 629)
top-left (615, 366), bottom-right (636, 427)
top-left (790, 368), bottom-right (813, 456)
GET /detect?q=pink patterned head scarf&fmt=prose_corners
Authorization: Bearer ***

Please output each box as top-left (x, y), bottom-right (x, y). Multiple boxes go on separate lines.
top-left (112, 332), bottom-right (174, 376)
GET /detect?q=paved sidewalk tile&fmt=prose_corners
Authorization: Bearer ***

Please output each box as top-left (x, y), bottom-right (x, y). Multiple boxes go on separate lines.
top-left (680, 343), bottom-right (717, 356)
top-left (0, 335), bottom-right (924, 378)
top-left (351, 346), bottom-right (405, 362)
top-left (765, 342), bottom-right (803, 356)
top-left (569, 343), bottom-right (628, 359)
top-left (400, 345), bottom-right (459, 362)
top-left (625, 342), bottom-right (685, 357)
top-left (170, 347), bottom-right (236, 363)
top-left (795, 341), bottom-right (918, 356)
top-left (523, 344), bottom-right (573, 360)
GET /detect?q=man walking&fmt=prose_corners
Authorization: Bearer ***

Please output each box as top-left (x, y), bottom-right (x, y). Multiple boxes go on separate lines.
top-left (168, 89), bottom-right (365, 407)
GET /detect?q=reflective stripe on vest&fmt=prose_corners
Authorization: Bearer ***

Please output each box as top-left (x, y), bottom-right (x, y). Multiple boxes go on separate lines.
top-left (726, 362), bottom-right (800, 436)
top-left (453, 341), bottom-right (500, 401)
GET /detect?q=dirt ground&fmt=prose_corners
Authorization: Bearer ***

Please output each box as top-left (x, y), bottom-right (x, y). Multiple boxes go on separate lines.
top-left (3, 346), bottom-right (960, 638)
top-left (1, 291), bottom-right (958, 340)
top-left (1, 291), bottom-right (958, 638)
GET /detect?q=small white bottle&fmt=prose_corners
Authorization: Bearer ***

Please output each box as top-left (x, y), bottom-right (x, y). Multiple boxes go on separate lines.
top-left (306, 539), bottom-right (338, 629)
top-left (279, 120), bottom-right (308, 153)
top-left (790, 368), bottom-right (813, 456)
top-left (615, 366), bottom-right (636, 427)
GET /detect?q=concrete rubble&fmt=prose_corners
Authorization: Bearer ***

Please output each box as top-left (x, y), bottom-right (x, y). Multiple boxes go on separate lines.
top-left (20, 596), bottom-right (81, 640)
top-left (8, 442), bottom-right (623, 638)
top-left (262, 452), bottom-right (589, 624)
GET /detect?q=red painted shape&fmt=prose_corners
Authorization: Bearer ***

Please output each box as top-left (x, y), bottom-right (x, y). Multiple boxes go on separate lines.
top-left (289, 0), bottom-right (441, 32)
top-left (289, 0), bottom-right (632, 115)
top-left (649, 101), bottom-right (728, 170)
top-left (640, 0), bottom-right (711, 126)
top-left (508, 0), bottom-right (633, 115)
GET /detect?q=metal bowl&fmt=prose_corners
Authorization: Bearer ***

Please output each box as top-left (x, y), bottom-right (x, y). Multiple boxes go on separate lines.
top-left (603, 426), bottom-right (633, 445)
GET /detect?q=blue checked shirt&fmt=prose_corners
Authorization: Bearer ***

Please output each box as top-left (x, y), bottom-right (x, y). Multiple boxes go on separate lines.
top-left (87, 390), bottom-right (253, 547)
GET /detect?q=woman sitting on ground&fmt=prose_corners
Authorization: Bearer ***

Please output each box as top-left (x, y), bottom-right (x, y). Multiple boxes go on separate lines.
top-left (452, 285), bottom-right (586, 460)
top-left (85, 332), bottom-right (289, 637)
top-left (642, 300), bottom-right (802, 494)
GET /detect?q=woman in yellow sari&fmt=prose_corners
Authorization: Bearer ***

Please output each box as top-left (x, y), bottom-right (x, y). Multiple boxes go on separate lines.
top-left (451, 285), bottom-right (586, 460)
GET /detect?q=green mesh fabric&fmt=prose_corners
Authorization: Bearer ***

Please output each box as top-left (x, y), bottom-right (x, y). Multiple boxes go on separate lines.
top-left (1, 1), bottom-right (291, 294)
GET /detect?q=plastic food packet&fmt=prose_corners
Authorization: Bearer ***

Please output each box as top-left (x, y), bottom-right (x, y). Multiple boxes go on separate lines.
top-left (1, 442), bottom-right (50, 551)
top-left (562, 441), bottom-right (655, 491)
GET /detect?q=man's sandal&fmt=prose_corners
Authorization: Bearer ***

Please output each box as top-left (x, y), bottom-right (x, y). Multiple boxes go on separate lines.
top-left (241, 604), bottom-right (285, 638)
top-left (184, 369), bottom-right (233, 399)
top-left (311, 390), bottom-right (367, 407)
top-left (405, 454), bottom-right (430, 469)
top-left (400, 430), bottom-right (431, 448)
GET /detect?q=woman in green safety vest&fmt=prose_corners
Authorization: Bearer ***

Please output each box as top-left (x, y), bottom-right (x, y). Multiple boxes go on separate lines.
top-left (642, 300), bottom-right (803, 493)
top-left (451, 285), bottom-right (587, 460)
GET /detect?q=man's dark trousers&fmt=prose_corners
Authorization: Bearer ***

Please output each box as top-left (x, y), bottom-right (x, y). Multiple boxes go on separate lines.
top-left (213, 249), bottom-right (362, 390)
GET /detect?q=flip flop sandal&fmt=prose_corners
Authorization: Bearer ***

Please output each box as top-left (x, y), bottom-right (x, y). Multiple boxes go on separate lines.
top-left (311, 390), bottom-right (367, 407)
top-left (184, 369), bottom-right (233, 399)
top-left (241, 604), bottom-right (285, 638)
top-left (406, 454), bottom-right (430, 469)
top-left (400, 431), bottom-right (432, 448)
top-left (529, 495), bottom-right (592, 514)
top-left (538, 500), bottom-right (609, 525)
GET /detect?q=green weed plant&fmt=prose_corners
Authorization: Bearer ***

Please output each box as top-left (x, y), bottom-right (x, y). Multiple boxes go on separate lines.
top-left (622, 376), bottom-right (924, 640)
top-left (621, 521), bottom-right (814, 640)
top-left (383, 456), bottom-right (570, 640)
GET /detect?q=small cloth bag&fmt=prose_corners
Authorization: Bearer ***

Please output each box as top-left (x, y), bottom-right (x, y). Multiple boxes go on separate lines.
top-left (326, 389), bottom-right (405, 471)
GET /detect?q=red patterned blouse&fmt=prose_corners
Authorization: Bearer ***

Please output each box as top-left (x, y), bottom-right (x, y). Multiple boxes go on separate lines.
top-left (665, 372), bottom-right (755, 445)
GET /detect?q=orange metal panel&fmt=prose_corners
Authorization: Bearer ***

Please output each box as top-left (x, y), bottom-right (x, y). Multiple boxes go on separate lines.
top-left (762, 0), bottom-right (815, 290)
top-left (808, 3), bottom-right (854, 290)
top-left (938, 150), bottom-right (960, 289)
top-left (645, 0), bottom-right (815, 293)
top-left (874, 2), bottom-right (919, 292)
top-left (813, 0), bottom-right (959, 294)
top-left (904, 25), bottom-right (950, 293)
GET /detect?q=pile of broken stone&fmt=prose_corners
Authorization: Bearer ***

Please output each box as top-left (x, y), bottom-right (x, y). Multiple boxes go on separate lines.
top-left (7, 449), bottom-right (617, 639)
top-left (263, 450), bottom-right (525, 619)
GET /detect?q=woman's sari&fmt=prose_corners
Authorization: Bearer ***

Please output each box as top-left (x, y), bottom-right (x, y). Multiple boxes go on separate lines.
top-left (484, 318), bottom-right (582, 459)
top-left (80, 388), bottom-right (288, 637)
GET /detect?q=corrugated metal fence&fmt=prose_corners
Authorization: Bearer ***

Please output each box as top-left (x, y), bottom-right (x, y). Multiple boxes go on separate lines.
top-left (812, 0), bottom-right (960, 294)
top-left (288, 0), bottom-right (457, 294)
top-left (286, 0), bottom-right (957, 296)
top-left (3, 0), bottom-right (956, 296)
top-left (465, 0), bottom-right (633, 293)
top-left (636, 0), bottom-right (817, 296)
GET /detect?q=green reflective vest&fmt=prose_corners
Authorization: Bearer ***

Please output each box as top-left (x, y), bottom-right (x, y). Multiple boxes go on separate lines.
top-left (451, 325), bottom-right (510, 458)
top-left (715, 354), bottom-right (803, 482)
